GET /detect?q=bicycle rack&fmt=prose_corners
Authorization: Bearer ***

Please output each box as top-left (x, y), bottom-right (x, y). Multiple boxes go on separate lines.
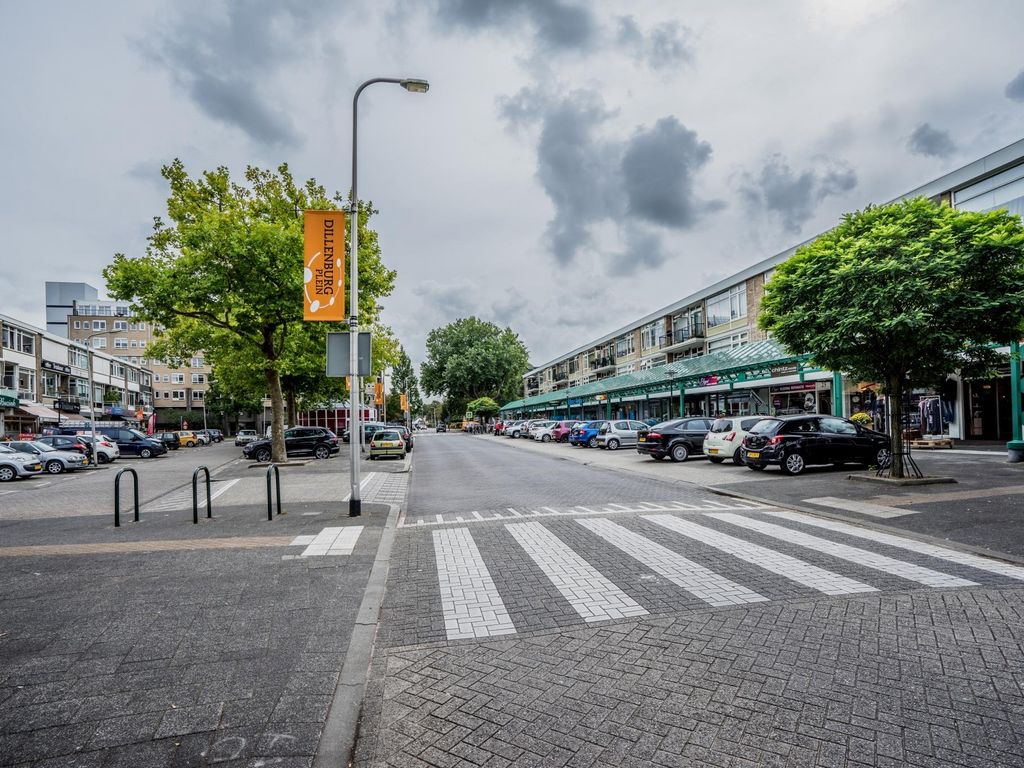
top-left (266, 464), bottom-right (282, 521)
top-left (192, 465), bottom-right (212, 524)
top-left (114, 467), bottom-right (139, 527)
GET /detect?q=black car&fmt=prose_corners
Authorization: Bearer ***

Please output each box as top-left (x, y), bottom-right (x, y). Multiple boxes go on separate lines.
top-left (385, 424), bottom-right (414, 452)
top-left (199, 429), bottom-right (223, 443)
top-left (34, 435), bottom-right (91, 457)
top-left (153, 431), bottom-right (181, 450)
top-left (435, 423), bottom-right (447, 433)
top-left (741, 414), bottom-right (892, 475)
top-left (341, 422), bottom-right (388, 444)
top-left (243, 427), bottom-right (340, 462)
top-left (636, 418), bottom-right (714, 462)
top-left (96, 427), bottom-right (168, 458)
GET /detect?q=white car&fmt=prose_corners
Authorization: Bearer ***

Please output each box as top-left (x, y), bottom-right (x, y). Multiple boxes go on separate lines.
top-left (7, 441), bottom-right (89, 474)
top-left (527, 420), bottom-right (555, 440)
top-left (504, 420), bottom-right (528, 439)
top-left (0, 444), bottom-right (44, 482)
top-left (703, 416), bottom-right (765, 465)
top-left (77, 435), bottom-right (120, 464)
top-left (234, 429), bottom-right (258, 446)
top-left (530, 422), bottom-right (559, 442)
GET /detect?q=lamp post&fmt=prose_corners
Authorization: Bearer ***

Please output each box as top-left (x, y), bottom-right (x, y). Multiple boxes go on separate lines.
top-left (348, 76), bottom-right (429, 518)
top-left (76, 331), bottom-right (109, 467)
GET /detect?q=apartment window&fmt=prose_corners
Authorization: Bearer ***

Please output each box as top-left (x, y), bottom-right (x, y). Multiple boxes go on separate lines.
top-left (172, 390), bottom-right (186, 401)
top-left (140, 357), bottom-right (148, 366)
top-left (171, 373), bottom-right (184, 384)
top-left (73, 320), bottom-right (82, 329)
top-left (2, 326), bottom-right (35, 354)
top-left (68, 348), bottom-right (88, 369)
top-left (92, 320), bottom-right (106, 330)
top-left (190, 356), bottom-right (205, 368)
top-left (707, 331), bottom-right (749, 353)
top-left (763, 268), bottom-right (776, 284)
top-left (113, 321), bottom-right (128, 331)
top-left (192, 390), bottom-right (204, 401)
top-left (114, 338), bottom-right (128, 349)
top-left (92, 337), bottom-right (107, 349)
top-left (127, 368), bottom-right (138, 384)
top-left (162, 374), bottom-right (169, 382)
top-left (73, 379), bottom-right (89, 398)
top-left (137, 322), bottom-right (146, 331)
top-left (641, 320), bottom-right (665, 351)
top-left (615, 335), bottom-right (635, 357)
top-left (112, 364), bottom-right (125, 378)
top-left (191, 373), bottom-right (205, 384)
top-left (706, 284), bottom-right (747, 328)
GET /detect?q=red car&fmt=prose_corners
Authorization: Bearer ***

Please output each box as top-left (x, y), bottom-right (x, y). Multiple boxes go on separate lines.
top-left (551, 420), bottom-right (580, 443)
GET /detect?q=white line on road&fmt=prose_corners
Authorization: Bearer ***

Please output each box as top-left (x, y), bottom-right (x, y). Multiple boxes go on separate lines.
top-left (434, 527), bottom-right (516, 640)
top-left (803, 496), bottom-right (919, 519)
top-left (578, 518), bottom-right (767, 607)
top-left (762, 509), bottom-right (1024, 582)
top-left (506, 522), bottom-right (647, 622)
top-left (707, 513), bottom-right (977, 589)
top-left (644, 515), bottom-right (877, 595)
top-left (298, 526), bottom-right (364, 556)
top-left (341, 472), bottom-right (378, 502)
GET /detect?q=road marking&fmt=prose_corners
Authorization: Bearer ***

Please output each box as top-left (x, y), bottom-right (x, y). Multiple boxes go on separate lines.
top-left (472, 511), bottom-right (484, 520)
top-left (644, 515), bottom-right (877, 595)
top-left (707, 513), bottom-right (977, 588)
top-left (297, 526), bottom-right (363, 556)
top-left (762, 509), bottom-right (1024, 582)
top-left (142, 478), bottom-right (239, 512)
top-left (578, 518), bottom-right (767, 607)
top-left (341, 472), bottom-right (378, 502)
top-left (434, 527), bottom-right (515, 640)
top-left (803, 496), bottom-right (919, 519)
top-left (507, 508), bottom-right (521, 516)
top-left (506, 522), bottom-right (647, 622)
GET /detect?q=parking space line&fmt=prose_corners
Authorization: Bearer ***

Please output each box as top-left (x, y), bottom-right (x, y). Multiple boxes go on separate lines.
top-left (434, 527), bottom-right (516, 640)
top-left (578, 518), bottom-right (767, 607)
top-left (708, 513), bottom-right (977, 588)
top-left (506, 522), bottom-right (647, 622)
top-left (803, 496), bottom-right (919, 519)
top-left (645, 515), bottom-right (877, 595)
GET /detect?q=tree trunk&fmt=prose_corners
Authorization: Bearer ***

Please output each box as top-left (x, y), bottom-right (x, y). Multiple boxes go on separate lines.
top-left (286, 390), bottom-right (297, 430)
top-left (265, 366), bottom-right (286, 462)
top-left (887, 374), bottom-right (905, 478)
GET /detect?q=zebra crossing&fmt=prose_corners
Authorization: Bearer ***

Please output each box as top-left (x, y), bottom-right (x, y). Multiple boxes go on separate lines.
top-left (140, 479), bottom-right (240, 513)
top-left (406, 508), bottom-right (1024, 642)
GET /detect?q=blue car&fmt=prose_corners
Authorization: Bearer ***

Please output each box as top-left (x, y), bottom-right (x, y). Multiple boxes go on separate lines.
top-left (569, 420), bottom-right (610, 448)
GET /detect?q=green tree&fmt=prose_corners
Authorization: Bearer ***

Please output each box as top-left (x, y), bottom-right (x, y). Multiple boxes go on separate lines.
top-left (420, 317), bottom-right (530, 417)
top-left (385, 346), bottom-right (422, 422)
top-left (466, 396), bottom-right (500, 421)
top-left (104, 160), bottom-right (396, 461)
top-left (760, 197), bottom-right (1024, 476)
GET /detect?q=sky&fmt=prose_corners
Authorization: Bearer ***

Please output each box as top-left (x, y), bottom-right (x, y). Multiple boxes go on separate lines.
top-left (3, 0), bottom-right (1024, 373)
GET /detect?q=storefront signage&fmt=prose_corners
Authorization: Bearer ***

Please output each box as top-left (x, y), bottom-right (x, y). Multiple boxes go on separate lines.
top-left (567, 398), bottom-right (583, 407)
top-left (0, 389), bottom-right (18, 408)
top-left (54, 399), bottom-right (81, 413)
top-left (769, 363), bottom-right (799, 377)
top-left (595, 394), bottom-right (607, 402)
top-left (106, 405), bottom-right (125, 416)
top-left (769, 382), bottom-right (817, 394)
top-left (698, 375), bottom-right (719, 387)
top-left (42, 360), bottom-right (72, 375)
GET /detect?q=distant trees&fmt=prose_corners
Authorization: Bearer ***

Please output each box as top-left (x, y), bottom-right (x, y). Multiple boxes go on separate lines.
top-left (760, 197), bottom-right (1024, 476)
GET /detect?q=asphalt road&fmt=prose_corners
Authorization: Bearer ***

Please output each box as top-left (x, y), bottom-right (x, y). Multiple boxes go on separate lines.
top-left (356, 431), bottom-right (1024, 767)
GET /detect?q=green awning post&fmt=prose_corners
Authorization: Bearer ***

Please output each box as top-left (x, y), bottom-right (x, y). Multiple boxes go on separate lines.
top-left (605, 399), bottom-right (611, 419)
top-left (832, 371), bottom-right (844, 417)
top-left (678, 385), bottom-right (686, 416)
top-left (1011, 339), bottom-right (1022, 442)
top-left (645, 392), bottom-right (650, 420)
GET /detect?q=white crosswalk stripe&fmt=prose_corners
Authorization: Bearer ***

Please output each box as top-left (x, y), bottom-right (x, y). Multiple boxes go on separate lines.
top-left (644, 515), bottom-right (877, 595)
top-left (293, 526), bottom-right (363, 557)
top-left (761, 510), bottom-right (1024, 581)
top-left (506, 522), bottom-right (647, 622)
top-left (578, 518), bottom-right (768, 607)
top-left (434, 527), bottom-right (516, 640)
top-left (707, 513), bottom-right (977, 588)
top-left (141, 479), bottom-right (239, 512)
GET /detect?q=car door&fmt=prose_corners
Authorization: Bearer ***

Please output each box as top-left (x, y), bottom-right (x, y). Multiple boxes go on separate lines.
top-left (818, 417), bottom-right (858, 463)
top-left (682, 419), bottom-right (711, 452)
top-left (625, 421), bottom-right (647, 446)
top-left (283, 428), bottom-right (306, 455)
top-left (786, 417), bottom-right (825, 464)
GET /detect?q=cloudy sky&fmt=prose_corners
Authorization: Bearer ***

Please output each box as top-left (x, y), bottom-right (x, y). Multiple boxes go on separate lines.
top-left (3, 0), bottom-right (1024, 371)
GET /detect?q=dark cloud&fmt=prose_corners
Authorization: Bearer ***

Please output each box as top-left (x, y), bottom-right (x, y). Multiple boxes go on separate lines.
top-left (145, 0), bottom-right (340, 147)
top-left (413, 280), bottom-right (479, 319)
top-left (491, 288), bottom-right (528, 327)
top-left (740, 154), bottom-right (858, 234)
top-left (617, 15), bottom-right (694, 71)
top-left (606, 225), bottom-right (671, 276)
top-left (622, 116), bottom-right (723, 229)
top-left (1005, 69), bottom-right (1024, 102)
top-left (907, 122), bottom-right (957, 158)
top-left (435, 0), bottom-right (597, 52)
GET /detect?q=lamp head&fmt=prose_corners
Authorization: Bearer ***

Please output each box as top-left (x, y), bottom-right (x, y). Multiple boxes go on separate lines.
top-left (400, 78), bottom-right (429, 93)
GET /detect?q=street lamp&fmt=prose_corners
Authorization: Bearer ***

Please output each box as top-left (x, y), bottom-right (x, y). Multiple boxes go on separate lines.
top-left (76, 331), bottom-right (109, 467)
top-left (348, 76), bottom-right (429, 518)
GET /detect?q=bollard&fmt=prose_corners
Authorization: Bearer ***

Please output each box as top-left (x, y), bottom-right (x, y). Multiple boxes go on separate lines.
top-left (192, 466), bottom-right (212, 524)
top-left (114, 467), bottom-right (139, 527)
top-left (266, 464), bottom-right (281, 520)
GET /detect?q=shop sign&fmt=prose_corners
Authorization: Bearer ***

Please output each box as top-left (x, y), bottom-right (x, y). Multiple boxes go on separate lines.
top-left (42, 360), bottom-right (72, 375)
top-left (0, 389), bottom-right (18, 408)
top-left (769, 362), bottom-right (799, 378)
top-left (595, 394), bottom-right (607, 402)
top-left (567, 398), bottom-right (583, 407)
top-left (698, 375), bottom-right (719, 387)
top-left (769, 382), bottom-right (817, 394)
top-left (106, 405), bottom-right (125, 416)
top-left (54, 399), bottom-right (81, 414)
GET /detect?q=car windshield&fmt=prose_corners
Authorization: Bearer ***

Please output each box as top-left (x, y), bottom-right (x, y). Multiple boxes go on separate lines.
top-left (128, 429), bottom-right (147, 440)
top-left (649, 420), bottom-right (683, 430)
top-left (375, 431), bottom-right (400, 441)
top-left (710, 419), bottom-right (735, 433)
top-left (0, 445), bottom-right (15, 453)
top-left (747, 419), bottom-right (782, 435)
top-left (239, 430), bottom-right (255, 436)
top-left (21, 441), bottom-right (56, 452)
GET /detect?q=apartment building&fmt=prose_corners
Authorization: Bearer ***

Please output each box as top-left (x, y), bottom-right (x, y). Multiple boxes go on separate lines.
top-left (512, 138), bottom-right (1024, 442)
top-left (0, 314), bottom-right (152, 437)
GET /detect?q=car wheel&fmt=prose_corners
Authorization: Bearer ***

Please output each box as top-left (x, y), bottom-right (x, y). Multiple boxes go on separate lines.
top-left (97, 453), bottom-right (109, 464)
top-left (708, 456), bottom-right (725, 464)
top-left (606, 438), bottom-right (619, 451)
top-left (541, 434), bottom-right (551, 443)
top-left (369, 455), bottom-right (376, 461)
top-left (45, 460), bottom-right (64, 474)
top-left (139, 448), bottom-right (153, 459)
top-left (0, 466), bottom-right (15, 482)
top-left (876, 447), bottom-right (892, 468)
top-left (670, 443), bottom-right (689, 463)
top-left (780, 452), bottom-right (806, 475)
top-left (587, 436), bottom-right (598, 448)
top-left (256, 449), bottom-right (271, 463)
top-left (733, 451), bottom-right (746, 466)
top-left (314, 445), bottom-right (330, 460)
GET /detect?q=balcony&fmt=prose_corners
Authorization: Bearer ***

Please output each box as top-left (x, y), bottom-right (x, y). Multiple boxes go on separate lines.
top-left (659, 323), bottom-right (705, 351)
top-left (588, 356), bottom-right (616, 372)
top-left (553, 371), bottom-right (568, 382)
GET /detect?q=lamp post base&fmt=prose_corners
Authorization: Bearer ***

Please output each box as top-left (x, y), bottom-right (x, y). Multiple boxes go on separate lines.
top-left (349, 498), bottom-right (362, 517)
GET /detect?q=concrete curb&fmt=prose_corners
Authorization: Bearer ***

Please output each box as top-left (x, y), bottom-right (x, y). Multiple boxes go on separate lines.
top-left (315, 501), bottom-right (401, 768)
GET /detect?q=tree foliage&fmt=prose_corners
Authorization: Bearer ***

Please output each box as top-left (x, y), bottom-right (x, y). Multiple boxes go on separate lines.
top-left (104, 160), bottom-right (396, 460)
top-left (466, 396), bottom-right (500, 419)
top-left (385, 346), bottom-right (422, 420)
top-left (760, 197), bottom-right (1024, 475)
top-left (420, 317), bottom-right (530, 417)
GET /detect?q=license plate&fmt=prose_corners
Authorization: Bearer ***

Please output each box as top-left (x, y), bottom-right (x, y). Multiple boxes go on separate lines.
top-left (746, 451), bottom-right (760, 459)
top-left (708, 448), bottom-right (718, 454)
top-left (638, 436), bottom-right (646, 442)
top-left (82, 458), bottom-right (89, 465)
top-left (29, 464), bottom-right (41, 471)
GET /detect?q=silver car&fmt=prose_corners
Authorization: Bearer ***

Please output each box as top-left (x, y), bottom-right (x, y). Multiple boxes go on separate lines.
top-left (0, 444), bottom-right (45, 482)
top-left (595, 420), bottom-right (650, 451)
top-left (7, 441), bottom-right (88, 474)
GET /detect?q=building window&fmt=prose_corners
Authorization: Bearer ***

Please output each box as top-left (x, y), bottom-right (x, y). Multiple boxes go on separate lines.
top-left (191, 373), bottom-right (205, 384)
top-left (192, 390), bottom-right (204, 401)
top-left (137, 322), bottom-right (146, 331)
top-left (92, 337), bottom-right (107, 349)
top-left (172, 390), bottom-right (186, 401)
top-left (113, 321), bottom-right (128, 330)
top-left (641, 320), bottom-right (665, 351)
top-left (707, 331), bottom-right (749, 353)
top-left (171, 373), bottom-right (184, 384)
top-left (2, 326), bottom-right (36, 355)
top-left (73, 320), bottom-right (82, 329)
top-left (190, 356), bottom-right (204, 368)
top-left (68, 348), bottom-right (88, 369)
top-left (615, 335), bottom-right (635, 357)
top-left (92, 320), bottom-right (106, 330)
top-left (114, 338), bottom-right (128, 349)
top-left (706, 284), bottom-right (747, 328)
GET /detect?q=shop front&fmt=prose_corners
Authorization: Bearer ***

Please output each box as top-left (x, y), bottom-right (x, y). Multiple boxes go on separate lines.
top-left (0, 389), bottom-right (18, 438)
top-left (769, 381), bottom-right (832, 417)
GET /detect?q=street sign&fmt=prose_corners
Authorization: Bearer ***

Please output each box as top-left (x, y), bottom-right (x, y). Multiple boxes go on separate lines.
top-left (374, 381), bottom-right (384, 405)
top-left (326, 332), bottom-right (371, 377)
top-left (303, 211), bottom-right (345, 321)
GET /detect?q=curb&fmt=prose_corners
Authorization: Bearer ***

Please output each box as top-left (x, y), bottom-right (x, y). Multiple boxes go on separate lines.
top-left (315, 501), bottom-right (401, 768)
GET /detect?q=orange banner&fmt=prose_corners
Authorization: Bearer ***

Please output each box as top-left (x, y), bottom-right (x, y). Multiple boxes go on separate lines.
top-left (303, 211), bottom-right (345, 321)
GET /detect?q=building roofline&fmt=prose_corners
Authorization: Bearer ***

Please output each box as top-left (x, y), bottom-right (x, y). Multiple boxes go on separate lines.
top-left (0, 312), bottom-right (150, 371)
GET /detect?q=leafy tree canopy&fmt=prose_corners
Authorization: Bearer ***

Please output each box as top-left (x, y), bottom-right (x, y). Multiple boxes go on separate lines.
top-left (760, 196), bottom-right (1024, 474)
top-left (466, 396), bottom-right (500, 418)
top-left (420, 317), bottom-right (530, 416)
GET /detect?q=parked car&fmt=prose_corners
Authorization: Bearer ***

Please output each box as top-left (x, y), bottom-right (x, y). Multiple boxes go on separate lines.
top-left (703, 416), bottom-right (765, 465)
top-left (234, 429), bottom-right (258, 446)
top-left (569, 420), bottom-right (610, 448)
top-left (177, 431), bottom-right (200, 447)
top-left (435, 423), bottom-right (448, 433)
top-left (0, 444), bottom-right (44, 482)
top-left (525, 420), bottom-right (555, 440)
top-left (741, 415), bottom-right (892, 475)
top-left (34, 434), bottom-right (92, 459)
top-left (636, 418), bottom-right (714, 462)
top-left (504, 420), bottom-right (529, 439)
top-left (551, 420), bottom-right (580, 443)
top-left (368, 430), bottom-right (405, 460)
top-left (342, 422), bottom-right (388, 444)
top-left (595, 420), bottom-right (650, 451)
top-left (194, 431), bottom-right (212, 445)
top-left (385, 424), bottom-right (414, 452)
top-left (8, 441), bottom-right (89, 474)
top-left (72, 434), bottom-right (121, 464)
top-left (96, 427), bottom-right (168, 458)
top-left (530, 422), bottom-right (560, 443)
top-left (243, 427), bottom-right (340, 462)
top-left (154, 431), bottom-right (181, 450)
top-left (205, 429), bottom-right (224, 443)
